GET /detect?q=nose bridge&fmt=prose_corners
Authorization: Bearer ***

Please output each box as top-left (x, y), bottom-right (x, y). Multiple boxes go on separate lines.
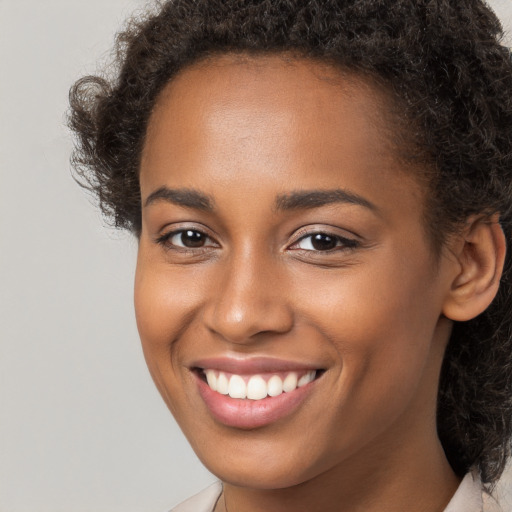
top-left (204, 242), bottom-right (293, 343)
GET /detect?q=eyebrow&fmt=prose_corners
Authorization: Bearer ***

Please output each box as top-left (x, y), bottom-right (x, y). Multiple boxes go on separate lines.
top-left (144, 187), bottom-right (214, 211)
top-left (144, 186), bottom-right (378, 214)
top-left (275, 189), bottom-right (378, 213)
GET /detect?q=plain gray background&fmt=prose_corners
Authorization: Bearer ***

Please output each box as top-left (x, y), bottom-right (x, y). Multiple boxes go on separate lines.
top-left (1, 1), bottom-right (512, 511)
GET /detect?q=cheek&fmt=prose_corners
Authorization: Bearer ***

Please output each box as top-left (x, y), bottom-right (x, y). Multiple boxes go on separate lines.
top-left (134, 269), bottom-right (173, 354)
top-left (293, 252), bottom-right (441, 402)
top-left (134, 253), bottom-right (203, 350)
top-left (134, 258), bottom-right (212, 429)
top-left (133, 251), bottom-right (199, 399)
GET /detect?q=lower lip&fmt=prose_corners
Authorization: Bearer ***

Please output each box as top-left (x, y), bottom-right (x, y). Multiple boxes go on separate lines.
top-left (195, 374), bottom-right (317, 429)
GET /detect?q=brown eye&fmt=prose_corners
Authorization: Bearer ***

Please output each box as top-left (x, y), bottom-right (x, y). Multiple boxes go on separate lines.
top-left (157, 228), bottom-right (216, 250)
top-left (310, 234), bottom-right (337, 251)
top-left (291, 232), bottom-right (359, 252)
top-left (177, 230), bottom-right (207, 248)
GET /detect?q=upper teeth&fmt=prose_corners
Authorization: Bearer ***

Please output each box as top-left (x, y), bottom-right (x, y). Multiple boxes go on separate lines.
top-left (204, 370), bottom-right (316, 400)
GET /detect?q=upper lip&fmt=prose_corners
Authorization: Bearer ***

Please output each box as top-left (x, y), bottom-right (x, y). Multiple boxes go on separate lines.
top-left (191, 356), bottom-right (322, 375)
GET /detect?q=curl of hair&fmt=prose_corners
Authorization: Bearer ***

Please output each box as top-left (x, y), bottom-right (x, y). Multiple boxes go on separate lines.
top-left (69, 0), bottom-right (512, 485)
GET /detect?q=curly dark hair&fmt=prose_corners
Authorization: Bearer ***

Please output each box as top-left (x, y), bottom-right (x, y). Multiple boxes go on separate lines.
top-left (69, 0), bottom-right (512, 486)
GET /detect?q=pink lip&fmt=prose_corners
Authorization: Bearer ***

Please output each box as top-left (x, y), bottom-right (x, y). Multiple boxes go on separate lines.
top-left (192, 356), bottom-right (320, 375)
top-left (192, 357), bottom-right (322, 429)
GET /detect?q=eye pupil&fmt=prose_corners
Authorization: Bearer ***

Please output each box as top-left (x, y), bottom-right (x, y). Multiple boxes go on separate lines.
top-left (181, 230), bottom-right (205, 248)
top-left (311, 233), bottom-right (337, 251)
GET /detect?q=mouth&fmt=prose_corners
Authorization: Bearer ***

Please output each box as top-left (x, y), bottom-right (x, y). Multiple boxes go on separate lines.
top-left (191, 358), bottom-right (325, 429)
top-left (195, 368), bottom-right (321, 400)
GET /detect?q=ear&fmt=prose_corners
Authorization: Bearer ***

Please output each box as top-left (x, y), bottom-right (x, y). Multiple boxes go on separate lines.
top-left (442, 214), bottom-right (506, 322)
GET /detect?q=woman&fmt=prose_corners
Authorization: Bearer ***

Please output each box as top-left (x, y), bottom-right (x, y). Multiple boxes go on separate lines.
top-left (69, 1), bottom-right (512, 510)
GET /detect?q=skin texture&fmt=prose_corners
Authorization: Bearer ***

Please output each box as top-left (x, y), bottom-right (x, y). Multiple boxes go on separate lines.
top-left (135, 56), bottom-right (505, 512)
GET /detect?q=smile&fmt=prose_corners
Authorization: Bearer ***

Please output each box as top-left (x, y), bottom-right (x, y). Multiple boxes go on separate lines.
top-left (192, 358), bottom-right (324, 429)
top-left (202, 369), bottom-right (317, 400)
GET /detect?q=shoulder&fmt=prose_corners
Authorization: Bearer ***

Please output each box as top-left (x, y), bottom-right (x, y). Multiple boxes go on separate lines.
top-left (169, 481), bottom-right (223, 512)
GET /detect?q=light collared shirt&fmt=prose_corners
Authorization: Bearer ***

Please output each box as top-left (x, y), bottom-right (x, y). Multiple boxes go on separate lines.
top-left (170, 471), bottom-right (503, 512)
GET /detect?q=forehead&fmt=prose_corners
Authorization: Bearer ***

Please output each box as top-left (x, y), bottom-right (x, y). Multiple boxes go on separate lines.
top-left (144, 55), bottom-right (389, 151)
top-left (140, 54), bottom-right (421, 214)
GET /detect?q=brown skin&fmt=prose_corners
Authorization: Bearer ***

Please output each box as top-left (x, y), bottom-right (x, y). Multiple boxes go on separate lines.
top-left (135, 55), bottom-right (505, 512)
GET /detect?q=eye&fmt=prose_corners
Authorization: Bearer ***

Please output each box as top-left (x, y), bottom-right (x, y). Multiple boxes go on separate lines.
top-left (156, 229), bottom-right (216, 249)
top-left (291, 232), bottom-right (358, 252)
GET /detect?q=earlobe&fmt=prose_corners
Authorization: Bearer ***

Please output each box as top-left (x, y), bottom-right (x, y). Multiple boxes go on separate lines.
top-left (442, 215), bottom-right (506, 322)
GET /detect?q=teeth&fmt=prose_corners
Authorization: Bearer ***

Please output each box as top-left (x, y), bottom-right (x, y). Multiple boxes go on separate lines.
top-left (216, 372), bottom-right (229, 395)
top-left (205, 370), bottom-right (217, 391)
top-left (203, 370), bottom-right (317, 401)
top-left (298, 371), bottom-right (316, 387)
top-left (228, 375), bottom-right (247, 399)
top-left (283, 372), bottom-right (298, 392)
top-left (267, 375), bottom-right (283, 397)
top-left (247, 376), bottom-right (267, 400)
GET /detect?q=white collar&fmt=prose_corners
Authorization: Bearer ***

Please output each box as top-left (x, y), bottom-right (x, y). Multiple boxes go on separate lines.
top-left (444, 471), bottom-right (484, 512)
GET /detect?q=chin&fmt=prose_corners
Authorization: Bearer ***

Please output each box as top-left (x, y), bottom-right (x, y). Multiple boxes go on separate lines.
top-left (205, 458), bottom-right (318, 490)
top-left (185, 425), bottom-right (333, 490)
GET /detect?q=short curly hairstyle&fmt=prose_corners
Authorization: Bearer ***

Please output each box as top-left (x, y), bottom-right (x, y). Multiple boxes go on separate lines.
top-left (69, 0), bottom-right (512, 486)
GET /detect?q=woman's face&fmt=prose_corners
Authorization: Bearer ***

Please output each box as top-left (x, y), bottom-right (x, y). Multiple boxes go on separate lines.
top-left (135, 55), bottom-right (456, 488)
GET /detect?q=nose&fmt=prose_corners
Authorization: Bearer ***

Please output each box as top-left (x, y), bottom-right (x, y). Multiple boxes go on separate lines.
top-left (202, 250), bottom-right (294, 344)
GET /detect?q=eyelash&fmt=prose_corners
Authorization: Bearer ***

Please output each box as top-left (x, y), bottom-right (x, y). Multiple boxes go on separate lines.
top-left (155, 229), bottom-right (218, 253)
top-left (155, 228), bottom-right (359, 254)
top-left (289, 231), bottom-right (359, 252)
